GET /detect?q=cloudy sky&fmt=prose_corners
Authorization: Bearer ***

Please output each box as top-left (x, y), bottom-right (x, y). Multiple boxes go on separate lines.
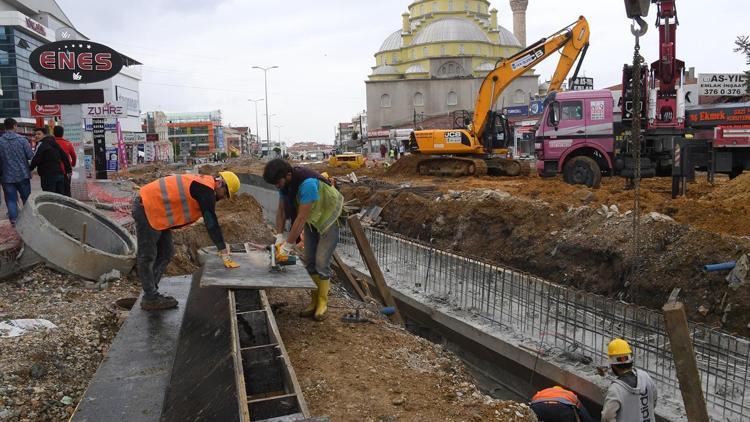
top-left (57, 0), bottom-right (749, 144)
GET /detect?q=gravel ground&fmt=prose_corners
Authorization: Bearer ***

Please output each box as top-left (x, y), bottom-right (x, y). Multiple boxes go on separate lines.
top-left (0, 265), bottom-right (139, 421)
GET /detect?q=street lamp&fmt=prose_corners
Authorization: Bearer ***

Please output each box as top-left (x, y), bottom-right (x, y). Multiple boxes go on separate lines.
top-left (247, 98), bottom-right (263, 146)
top-left (274, 124), bottom-right (284, 143)
top-left (252, 65), bottom-right (278, 142)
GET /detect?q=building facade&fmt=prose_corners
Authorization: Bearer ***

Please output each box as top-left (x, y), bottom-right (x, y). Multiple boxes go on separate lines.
top-left (366, 0), bottom-right (536, 130)
top-left (166, 110), bottom-right (223, 157)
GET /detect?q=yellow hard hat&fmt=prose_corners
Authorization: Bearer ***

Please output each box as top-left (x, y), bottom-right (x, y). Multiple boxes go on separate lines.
top-left (219, 171), bottom-right (240, 197)
top-left (608, 338), bottom-right (633, 364)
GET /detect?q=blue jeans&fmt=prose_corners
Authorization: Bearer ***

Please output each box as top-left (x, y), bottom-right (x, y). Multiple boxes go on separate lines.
top-left (2, 180), bottom-right (31, 223)
top-left (304, 222), bottom-right (339, 280)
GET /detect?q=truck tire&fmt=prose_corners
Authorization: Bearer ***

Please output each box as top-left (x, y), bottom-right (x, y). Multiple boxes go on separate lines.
top-left (563, 156), bottom-right (602, 188)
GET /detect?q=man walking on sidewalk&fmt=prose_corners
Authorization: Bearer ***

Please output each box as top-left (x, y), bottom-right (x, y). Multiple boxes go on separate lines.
top-left (53, 126), bottom-right (76, 197)
top-left (263, 159), bottom-right (344, 321)
top-left (0, 118), bottom-right (33, 225)
top-left (133, 171), bottom-right (241, 310)
top-left (30, 127), bottom-right (70, 195)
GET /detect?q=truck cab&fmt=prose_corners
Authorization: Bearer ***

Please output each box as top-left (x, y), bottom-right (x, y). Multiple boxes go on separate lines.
top-left (534, 90), bottom-right (616, 187)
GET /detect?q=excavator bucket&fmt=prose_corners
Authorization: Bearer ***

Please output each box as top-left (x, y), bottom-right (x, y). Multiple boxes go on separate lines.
top-left (624, 0), bottom-right (651, 18)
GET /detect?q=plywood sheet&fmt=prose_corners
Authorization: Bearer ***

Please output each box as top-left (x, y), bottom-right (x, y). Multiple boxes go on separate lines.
top-left (200, 247), bottom-right (314, 289)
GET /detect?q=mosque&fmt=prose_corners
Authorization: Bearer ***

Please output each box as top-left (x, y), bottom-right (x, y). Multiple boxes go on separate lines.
top-left (365, 0), bottom-right (538, 132)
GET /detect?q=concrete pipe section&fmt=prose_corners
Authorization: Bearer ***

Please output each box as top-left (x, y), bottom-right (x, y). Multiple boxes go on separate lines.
top-left (16, 192), bottom-right (136, 281)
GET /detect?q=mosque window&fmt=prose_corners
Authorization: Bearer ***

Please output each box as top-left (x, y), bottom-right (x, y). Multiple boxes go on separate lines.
top-left (392, 54), bottom-right (398, 63)
top-left (513, 89), bottom-right (526, 104)
top-left (423, 47), bottom-right (428, 57)
top-left (448, 0), bottom-right (454, 11)
top-left (381, 94), bottom-right (392, 108)
top-left (440, 45), bottom-right (446, 56)
top-left (477, 3), bottom-right (481, 13)
top-left (459, 44), bottom-right (465, 55)
top-left (477, 46), bottom-right (482, 55)
top-left (414, 92), bottom-right (424, 106)
top-left (437, 61), bottom-right (465, 77)
top-left (411, 50), bottom-right (415, 60)
top-left (432, 2), bottom-right (437, 12)
top-left (447, 91), bottom-right (458, 106)
top-left (420, 4), bottom-right (424, 15)
top-left (464, 1), bottom-right (469, 11)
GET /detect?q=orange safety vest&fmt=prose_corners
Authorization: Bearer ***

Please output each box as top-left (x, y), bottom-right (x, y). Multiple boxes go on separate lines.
top-left (531, 387), bottom-right (581, 408)
top-left (140, 174), bottom-right (215, 230)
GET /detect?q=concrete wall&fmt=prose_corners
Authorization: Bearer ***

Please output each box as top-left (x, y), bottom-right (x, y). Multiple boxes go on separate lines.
top-left (366, 73), bottom-right (539, 129)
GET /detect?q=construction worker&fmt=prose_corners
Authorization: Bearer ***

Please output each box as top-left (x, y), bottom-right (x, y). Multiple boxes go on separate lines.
top-left (263, 159), bottom-right (344, 321)
top-left (530, 386), bottom-right (594, 422)
top-left (602, 338), bottom-right (657, 422)
top-left (133, 171), bottom-right (241, 310)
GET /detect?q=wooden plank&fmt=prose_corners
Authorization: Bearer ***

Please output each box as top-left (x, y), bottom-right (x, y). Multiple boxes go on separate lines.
top-left (228, 290), bottom-right (252, 422)
top-left (332, 251), bottom-right (367, 301)
top-left (346, 215), bottom-right (404, 326)
top-left (662, 301), bottom-right (710, 422)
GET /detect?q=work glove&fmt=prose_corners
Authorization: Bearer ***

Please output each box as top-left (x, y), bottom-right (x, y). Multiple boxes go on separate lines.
top-left (280, 241), bottom-right (294, 255)
top-left (275, 233), bottom-right (285, 246)
top-left (218, 250), bottom-right (240, 269)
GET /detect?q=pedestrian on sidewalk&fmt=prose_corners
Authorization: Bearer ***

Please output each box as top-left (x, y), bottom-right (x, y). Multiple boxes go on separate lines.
top-left (133, 171), bottom-right (241, 310)
top-left (379, 143), bottom-right (386, 159)
top-left (0, 118), bottom-right (33, 225)
top-left (30, 127), bottom-right (70, 195)
top-left (263, 159), bottom-right (343, 321)
top-left (530, 386), bottom-right (595, 422)
top-left (53, 126), bottom-right (76, 197)
top-left (602, 338), bottom-right (657, 422)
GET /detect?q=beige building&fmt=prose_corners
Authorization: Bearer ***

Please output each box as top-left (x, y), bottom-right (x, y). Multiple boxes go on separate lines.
top-left (366, 0), bottom-right (537, 130)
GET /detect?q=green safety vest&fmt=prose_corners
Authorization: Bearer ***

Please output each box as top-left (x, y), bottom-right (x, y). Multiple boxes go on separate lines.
top-left (300, 180), bottom-right (343, 234)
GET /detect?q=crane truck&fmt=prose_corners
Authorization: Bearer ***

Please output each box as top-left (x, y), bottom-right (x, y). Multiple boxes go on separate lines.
top-left (533, 0), bottom-right (750, 193)
top-left (410, 16), bottom-right (590, 177)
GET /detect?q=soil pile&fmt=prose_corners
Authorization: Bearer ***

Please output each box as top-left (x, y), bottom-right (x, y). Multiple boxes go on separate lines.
top-left (385, 154), bottom-right (423, 177)
top-left (167, 193), bottom-right (273, 275)
top-left (269, 289), bottom-right (537, 421)
top-left (706, 172), bottom-right (750, 203)
top-left (342, 185), bottom-right (750, 336)
top-left (0, 266), bottom-right (140, 421)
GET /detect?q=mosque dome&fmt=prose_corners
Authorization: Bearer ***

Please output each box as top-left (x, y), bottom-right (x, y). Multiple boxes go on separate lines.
top-left (498, 26), bottom-right (521, 47)
top-left (411, 18), bottom-right (490, 46)
top-left (371, 65), bottom-right (400, 75)
top-left (378, 30), bottom-right (403, 53)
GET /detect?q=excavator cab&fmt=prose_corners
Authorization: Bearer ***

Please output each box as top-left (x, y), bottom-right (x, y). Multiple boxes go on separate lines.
top-left (482, 111), bottom-right (513, 153)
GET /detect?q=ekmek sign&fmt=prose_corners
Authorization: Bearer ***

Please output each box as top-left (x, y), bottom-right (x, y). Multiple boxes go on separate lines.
top-left (29, 41), bottom-right (124, 84)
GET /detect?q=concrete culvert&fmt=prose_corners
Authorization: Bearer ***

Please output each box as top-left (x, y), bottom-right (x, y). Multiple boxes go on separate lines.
top-left (16, 192), bottom-right (136, 281)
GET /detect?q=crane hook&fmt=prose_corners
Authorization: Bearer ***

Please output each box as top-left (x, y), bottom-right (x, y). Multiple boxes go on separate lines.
top-left (630, 16), bottom-right (648, 37)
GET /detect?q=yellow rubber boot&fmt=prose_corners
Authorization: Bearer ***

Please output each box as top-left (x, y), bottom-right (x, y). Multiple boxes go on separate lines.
top-left (314, 278), bottom-right (330, 321)
top-left (299, 275), bottom-right (320, 318)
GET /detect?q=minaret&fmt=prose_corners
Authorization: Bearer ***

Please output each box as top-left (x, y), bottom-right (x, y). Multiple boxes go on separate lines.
top-left (509, 0), bottom-right (528, 47)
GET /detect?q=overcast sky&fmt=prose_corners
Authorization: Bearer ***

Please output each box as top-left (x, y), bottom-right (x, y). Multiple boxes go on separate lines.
top-left (57, 0), bottom-right (749, 145)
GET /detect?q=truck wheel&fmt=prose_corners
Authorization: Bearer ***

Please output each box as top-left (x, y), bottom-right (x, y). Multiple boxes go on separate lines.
top-left (563, 156), bottom-right (602, 188)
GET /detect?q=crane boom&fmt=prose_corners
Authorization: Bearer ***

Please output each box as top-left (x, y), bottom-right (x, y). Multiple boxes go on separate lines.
top-left (473, 16), bottom-right (590, 143)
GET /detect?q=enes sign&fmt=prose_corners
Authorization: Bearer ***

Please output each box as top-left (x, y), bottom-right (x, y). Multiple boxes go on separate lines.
top-left (29, 41), bottom-right (124, 84)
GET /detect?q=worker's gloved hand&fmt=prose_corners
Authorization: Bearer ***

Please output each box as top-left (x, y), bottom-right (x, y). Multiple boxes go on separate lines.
top-left (218, 249), bottom-right (240, 269)
top-left (274, 233), bottom-right (285, 246)
top-left (281, 241), bottom-right (294, 255)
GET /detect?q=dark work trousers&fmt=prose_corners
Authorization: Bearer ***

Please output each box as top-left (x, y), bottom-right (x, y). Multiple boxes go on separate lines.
top-left (132, 196), bottom-right (175, 299)
top-left (40, 174), bottom-right (66, 195)
top-left (63, 174), bottom-right (72, 197)
top-left (530, 402), bottom-right (580, 422)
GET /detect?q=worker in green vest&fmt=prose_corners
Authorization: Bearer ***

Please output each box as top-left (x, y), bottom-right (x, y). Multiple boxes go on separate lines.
top-left (263, 159), bottom-right (344, 321)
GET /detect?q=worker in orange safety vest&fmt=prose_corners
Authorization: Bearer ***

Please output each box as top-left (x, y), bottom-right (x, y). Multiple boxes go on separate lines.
top-left (132, 171), bottom-right (241, 310)
top-left (530, 386), bottom-right (595, 422)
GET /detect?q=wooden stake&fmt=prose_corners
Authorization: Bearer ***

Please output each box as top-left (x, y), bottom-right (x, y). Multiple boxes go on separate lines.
top-left (662, 301), bottom-right (710, 422)
top-left (332, 251), bottom-right (367, 301)
top-left (347, 215), bottom-right (404, 326)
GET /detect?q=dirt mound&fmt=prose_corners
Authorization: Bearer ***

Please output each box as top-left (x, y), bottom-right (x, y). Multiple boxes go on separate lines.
top-left (167, 193), bottom-right (273, 275)
top-left (386, 154), bottom-right (423, 177)
top-left (342, 185), bottom-right (750, 336)
top-left (706, 172), bottom-right (750, 203)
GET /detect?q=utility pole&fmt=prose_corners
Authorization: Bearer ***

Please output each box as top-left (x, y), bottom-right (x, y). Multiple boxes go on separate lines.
top-left (252, 65), bottom-right (278, 142)
top-left (248, 98), bottom-right (263, 149)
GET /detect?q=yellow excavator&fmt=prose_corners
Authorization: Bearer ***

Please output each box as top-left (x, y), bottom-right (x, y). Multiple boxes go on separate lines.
top-left (411, 16), bottom-right (591, 176)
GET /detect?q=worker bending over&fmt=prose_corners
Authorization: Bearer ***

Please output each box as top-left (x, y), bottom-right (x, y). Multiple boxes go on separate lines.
top-left (602, 338), bottom-right (657, 422)
top-left (263, 159), bottom-right (343, 321)
top-left (530, 386), bottom-right (594, 422)
top-left (133, 171), bottom-right (241, 310)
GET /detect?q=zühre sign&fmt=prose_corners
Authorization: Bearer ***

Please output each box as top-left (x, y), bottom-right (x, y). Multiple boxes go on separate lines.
top-left (29, 41), bottom-right (124, 84)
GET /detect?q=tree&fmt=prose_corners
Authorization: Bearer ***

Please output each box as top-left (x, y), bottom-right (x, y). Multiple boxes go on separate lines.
top-left (734, 35), bottom-right (750, 93)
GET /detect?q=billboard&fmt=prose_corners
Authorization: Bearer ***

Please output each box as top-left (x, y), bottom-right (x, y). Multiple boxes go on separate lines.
top-left (699, 73), bottom-right (747, 97)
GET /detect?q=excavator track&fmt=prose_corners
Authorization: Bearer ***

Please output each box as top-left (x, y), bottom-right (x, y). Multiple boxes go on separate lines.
top-left (416, 156), bottom-right (488, 177)
top-left (485, 157), bottom-right (530, 177)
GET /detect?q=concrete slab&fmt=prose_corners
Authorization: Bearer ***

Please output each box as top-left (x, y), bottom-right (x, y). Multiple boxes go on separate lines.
top-left (200, 248), bottom-right (314, 290)
top-left (71, 276), bottom-right (191, 422)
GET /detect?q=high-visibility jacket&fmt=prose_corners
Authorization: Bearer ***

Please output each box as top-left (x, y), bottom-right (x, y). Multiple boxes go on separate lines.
top-left (531, 387), bottom-right (582, 408)
top-left (140, 174), bottom-right (215, 230)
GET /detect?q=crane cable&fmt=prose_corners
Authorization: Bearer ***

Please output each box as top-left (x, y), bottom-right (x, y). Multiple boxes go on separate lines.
top-left (630, 31), bottom-right (645, 276)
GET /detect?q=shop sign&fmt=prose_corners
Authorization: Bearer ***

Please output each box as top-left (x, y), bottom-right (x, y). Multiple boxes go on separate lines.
top-left (115, 86), bottom-right (140, 117)
top-left (29, 100), bottom-right (61, 117)
top-left (106, 147), bottom-right (118, 171)
top-left (504, 105), bottom-right (529, 117)
top-left (529, 100), bottom-right (544, 116)
top-left (29, 41), bottom-right (124, 84)
top-left (123, 132), bottom-right (147, 144)
top-left (570, 77), bottom-right (594, 91)
top-left (367, 129), bottom-right (390, 139)
top-left (146, 133), bottom-right (159, 142)
top-left (699, 73), bottom-right (747, 96)
top-left (25, 17), bottom-right (46, 37)
top-left (83, 102), bottom-right (127, 118)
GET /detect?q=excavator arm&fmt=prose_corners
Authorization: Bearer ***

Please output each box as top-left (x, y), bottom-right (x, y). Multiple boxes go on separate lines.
top-left (473, 16), bottom-right (590, 145)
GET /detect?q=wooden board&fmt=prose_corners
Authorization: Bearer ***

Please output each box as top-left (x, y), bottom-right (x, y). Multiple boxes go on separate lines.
top-left (200, 247), bottom-right (315, 290)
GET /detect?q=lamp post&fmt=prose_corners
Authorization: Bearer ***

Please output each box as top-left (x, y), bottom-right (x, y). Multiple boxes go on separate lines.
top-left (252, 65), bottom-right (278, 143)
top-left (248, 98), bottom-right (263, 149)
top-left (274, 124), bottom-right (284, 143)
